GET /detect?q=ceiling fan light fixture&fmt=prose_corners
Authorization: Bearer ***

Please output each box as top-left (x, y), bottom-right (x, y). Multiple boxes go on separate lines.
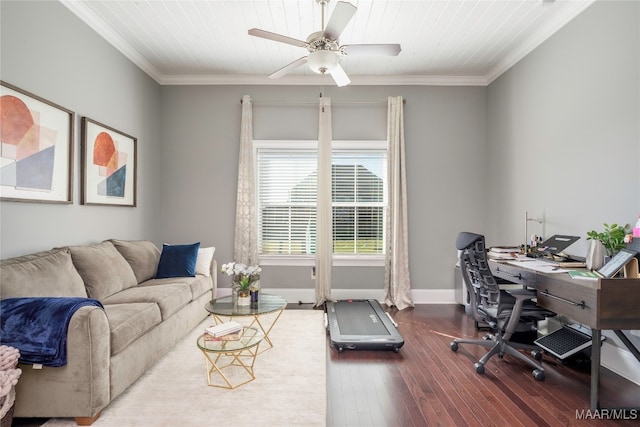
top-left (307, 50), bottom-right (340, 74)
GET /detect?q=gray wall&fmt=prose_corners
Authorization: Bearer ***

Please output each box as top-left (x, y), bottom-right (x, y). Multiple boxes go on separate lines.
top-left (0, 1), bottom-right (162, 258)
top-left (486, 0), bottom-right (640, 255)
top-left (158, 85), bottom-right (486, 293)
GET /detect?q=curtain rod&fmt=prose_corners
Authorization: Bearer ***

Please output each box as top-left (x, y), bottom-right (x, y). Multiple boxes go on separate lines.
top-left (241, 98), bottom-right (406, 105)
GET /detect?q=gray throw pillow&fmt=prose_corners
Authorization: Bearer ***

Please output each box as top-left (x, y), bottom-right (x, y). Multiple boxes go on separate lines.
top-left (0, 248), bottom-right (87, 299)
top-left (68, 241), bottom-right (138, 300)
top-left (110, 239), bottom-right (161, 283)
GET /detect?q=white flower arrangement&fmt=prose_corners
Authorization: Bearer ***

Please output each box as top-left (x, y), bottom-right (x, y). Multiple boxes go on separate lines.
top-left (221, 262), bottom-right (261, 291)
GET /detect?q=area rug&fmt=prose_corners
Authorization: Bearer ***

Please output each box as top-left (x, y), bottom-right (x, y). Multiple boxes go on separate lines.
top-left (43, 309), bottom-right (326, 427)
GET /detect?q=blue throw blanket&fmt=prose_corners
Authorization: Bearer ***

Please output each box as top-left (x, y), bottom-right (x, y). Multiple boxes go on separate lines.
top-left (0, 297), bottom-right (103, 367)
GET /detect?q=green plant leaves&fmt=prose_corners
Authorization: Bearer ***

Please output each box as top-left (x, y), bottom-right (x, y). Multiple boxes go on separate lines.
top-left (586, 223), bottom-right (631, 257)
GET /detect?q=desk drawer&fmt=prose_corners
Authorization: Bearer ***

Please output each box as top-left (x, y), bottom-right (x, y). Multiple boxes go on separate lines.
top-left (536, 275), bottom-right (597, 328)
top-left (491, 262), bottom-right (536, 286)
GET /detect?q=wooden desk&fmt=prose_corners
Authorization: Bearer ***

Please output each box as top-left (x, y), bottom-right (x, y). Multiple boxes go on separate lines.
top-left (489, 259), bottom-right (640, 410)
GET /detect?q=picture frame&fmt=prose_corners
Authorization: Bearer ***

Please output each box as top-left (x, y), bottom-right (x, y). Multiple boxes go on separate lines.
top-left (0, 81), bottom-right (74, 203)
top-left (81, 117), bottom-right (137, 207)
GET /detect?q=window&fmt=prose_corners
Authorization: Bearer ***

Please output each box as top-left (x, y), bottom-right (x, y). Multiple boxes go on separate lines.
top-left (255, 141), bottom-right (387, 265)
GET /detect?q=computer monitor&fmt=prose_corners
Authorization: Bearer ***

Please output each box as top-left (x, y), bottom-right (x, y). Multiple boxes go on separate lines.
top-left (626, 238), bottom-right (640, 257)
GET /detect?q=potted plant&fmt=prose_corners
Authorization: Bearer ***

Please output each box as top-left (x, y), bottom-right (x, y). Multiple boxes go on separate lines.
top-left (586, 223), bottom-right (631, 257)
top-left (221, 262), bottom-right (261, 306)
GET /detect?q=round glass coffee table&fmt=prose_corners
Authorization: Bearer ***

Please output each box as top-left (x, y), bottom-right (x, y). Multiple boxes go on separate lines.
top-left (205, 293), bottom-right (286, 353)
top-left (197, 326), bottom-right (264, 389)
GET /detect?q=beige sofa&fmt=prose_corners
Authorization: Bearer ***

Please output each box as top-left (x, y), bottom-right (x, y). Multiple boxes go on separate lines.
top-left (0, 239), bottom-right (216, 425)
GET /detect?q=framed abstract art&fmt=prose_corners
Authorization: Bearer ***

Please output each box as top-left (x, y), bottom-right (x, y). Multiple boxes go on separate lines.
top-left (81, 117), bottom-right (137, 207)
top-left (0, 81), bottom-right (74, 203)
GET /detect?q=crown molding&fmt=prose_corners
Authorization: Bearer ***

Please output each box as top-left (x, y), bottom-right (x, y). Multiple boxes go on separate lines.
top-left (156, 74), bottom-right (490, 86)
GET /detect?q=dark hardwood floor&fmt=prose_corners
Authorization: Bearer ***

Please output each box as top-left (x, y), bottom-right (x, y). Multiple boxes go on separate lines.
top-left (326, 304), bottom-right (640, 427)
top-left (12, 303), bottom-right (640, 426)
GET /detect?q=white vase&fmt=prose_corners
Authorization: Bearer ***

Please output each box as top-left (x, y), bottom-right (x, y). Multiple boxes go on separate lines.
top-left (585, 240), bottom-right (605, 270)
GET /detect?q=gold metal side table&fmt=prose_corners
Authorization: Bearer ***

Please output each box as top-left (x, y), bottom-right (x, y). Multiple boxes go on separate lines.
top-left (196, 326), bottom-right (264, 389)
top-left (205, 293), bottom-right (286, 353)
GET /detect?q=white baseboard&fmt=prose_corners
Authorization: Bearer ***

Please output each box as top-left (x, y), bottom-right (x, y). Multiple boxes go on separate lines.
top-left (215, 287), bottom-right (457, 305)
top-left (602, 340), bottom-right (640, 387)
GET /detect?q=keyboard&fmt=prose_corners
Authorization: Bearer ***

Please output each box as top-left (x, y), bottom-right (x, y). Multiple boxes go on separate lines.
top-left (534, 325), bottom-right (597, 359)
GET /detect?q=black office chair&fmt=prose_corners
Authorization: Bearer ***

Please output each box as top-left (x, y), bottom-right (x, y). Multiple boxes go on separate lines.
top-left (451, 232), bottom-right (555, 381)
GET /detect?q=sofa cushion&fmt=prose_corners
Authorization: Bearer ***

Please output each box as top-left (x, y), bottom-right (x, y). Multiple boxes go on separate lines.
top-left (195, 246), bottom-right (215, 277)
top-left (141, 275), bottom-right (212, 302)
top-left (156, 243), bottom-right (200, 279)
top-left (68, 241), bottom-right (138, 300)
top-left (103, 303), bottom-right (162, 356)
top-left (0, 248), bottom-right (87, 299)
top-left (110, 239), bottom-right (161, 283)
top-left (102, 284), bottom-right (192, 320)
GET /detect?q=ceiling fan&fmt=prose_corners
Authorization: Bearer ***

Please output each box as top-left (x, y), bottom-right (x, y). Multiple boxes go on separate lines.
top-left (248, 0), bottom-right (401, 87)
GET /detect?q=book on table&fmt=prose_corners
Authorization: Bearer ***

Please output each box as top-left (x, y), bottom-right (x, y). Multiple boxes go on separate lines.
top-left (568, 270), bottom-right (599, 280)
top-left (551, 260), bottom-right (586, 268)
top-left (205, 321), bottom-right (243, 337)
top-left (489, 246), bottom-right (521, 253)
top-left (488, 246), bottom-right (525, 260)
top-left (204, 330), bottom-right (243, 341)
top-left (488, 246), bottom-right (521, 259)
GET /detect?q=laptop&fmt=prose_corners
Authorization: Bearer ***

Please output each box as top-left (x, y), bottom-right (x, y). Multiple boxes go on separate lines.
top-left (531, 234), bottom-right (579, 257)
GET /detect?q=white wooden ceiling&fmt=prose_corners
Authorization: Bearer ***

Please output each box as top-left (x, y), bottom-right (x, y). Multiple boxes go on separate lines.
top-left (60, 0), bottom-right (595, 86)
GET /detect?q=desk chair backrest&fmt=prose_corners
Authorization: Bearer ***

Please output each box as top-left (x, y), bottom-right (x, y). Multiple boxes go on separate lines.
top-left (456, 232), bottom-right (501, 324)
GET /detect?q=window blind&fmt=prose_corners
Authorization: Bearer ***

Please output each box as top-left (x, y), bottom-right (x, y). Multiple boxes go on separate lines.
top-left (257, 147), bottom-right (387, 256)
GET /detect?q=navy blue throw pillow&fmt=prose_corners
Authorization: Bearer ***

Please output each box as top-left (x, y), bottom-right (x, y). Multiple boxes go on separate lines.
top-left (156, 242), bottom-right (200, 279)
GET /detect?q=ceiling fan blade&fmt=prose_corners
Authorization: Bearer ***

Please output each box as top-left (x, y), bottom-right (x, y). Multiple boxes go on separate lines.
top-left (269, 56), bottom-right (309, 79)
top-left (342, 44), bottom-right (402, 56)
top-left (323, 1), bottom-right (357, 41)
top-left (330, 63), bottom-right (351, 87)
top-left (248, 28), bottom-right (308, 48)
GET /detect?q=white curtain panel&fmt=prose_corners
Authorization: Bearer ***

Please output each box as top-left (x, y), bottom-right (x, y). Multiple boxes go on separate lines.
top-left (233, 95), bottom-right (259, 265)
top-left (384, 96), bottom-right (414, 310)
top-left (315, 96), bottom-right (333, 307)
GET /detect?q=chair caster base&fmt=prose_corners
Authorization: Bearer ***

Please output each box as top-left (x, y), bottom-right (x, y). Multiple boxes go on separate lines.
top-left (533, 369), bottom-right (545, 381)
top-left (474, 362), bottom-right (485, 374)
top-left (450, 342), bottom-right (459, 352)
top-left (531, 349), bottom-right (543, 361)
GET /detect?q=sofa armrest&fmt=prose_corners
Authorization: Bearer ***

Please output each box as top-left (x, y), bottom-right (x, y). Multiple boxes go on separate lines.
top-left (15, 305), bottom-right (111, 419)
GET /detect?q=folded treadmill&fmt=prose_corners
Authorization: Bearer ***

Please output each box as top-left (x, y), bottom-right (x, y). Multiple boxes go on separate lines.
top-left (326, 299), bottom-right (404, 352)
